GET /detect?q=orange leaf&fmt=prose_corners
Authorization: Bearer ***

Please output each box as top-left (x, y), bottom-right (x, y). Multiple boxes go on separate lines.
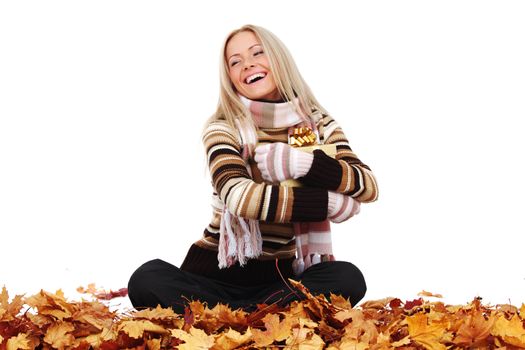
top-left (406, 313), bottom-right (448, 350)
top-left (453, 310), bottom-right (494, 346)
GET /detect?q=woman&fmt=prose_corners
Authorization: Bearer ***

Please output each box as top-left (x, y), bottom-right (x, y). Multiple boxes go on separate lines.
top-left (128, 25), bottom-right (378, 314)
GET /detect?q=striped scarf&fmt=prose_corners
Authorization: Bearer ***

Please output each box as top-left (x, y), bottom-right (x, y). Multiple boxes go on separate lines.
top-left (216, 94), bottom-right (334, 275)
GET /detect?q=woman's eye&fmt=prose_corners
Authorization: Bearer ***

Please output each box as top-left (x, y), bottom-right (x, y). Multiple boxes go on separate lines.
top-left (254, 50), bottom-right (263, 56)
top-left (230, 61), bottom-right (239, 67)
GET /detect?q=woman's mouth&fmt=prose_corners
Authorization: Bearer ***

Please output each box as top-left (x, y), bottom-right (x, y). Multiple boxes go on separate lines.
top-left (244, 72), bottom-right (267, 85)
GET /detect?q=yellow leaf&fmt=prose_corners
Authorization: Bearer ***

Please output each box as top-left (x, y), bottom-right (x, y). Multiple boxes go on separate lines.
top-left (491, 314), bottom-right (525, 347)
top-left (43, 321), bottom-right (75, 350)
top-left (171, 327), bottom-right (215, 350)
top-left (333, 339), bottom-right (368, 350)
top-left (520, 303), bottom-right (525, 319)
top-left (132, 304), bottom-right (178, 320)
top-left (212, 327), bottom-right (252, 350)
top-left (6, 333), bottom-right (31, 350)
top-left (74, 327), bottom-right (116, 348)
top-left (118, 320), bottom-right (167, 339)
top-left (40, 308), bottom-right (71, 320)
top-left (334, 309), bottom-right (362, 323)
top-left (406, 313), bottom-right (448, 350)
top-left (329, 293), bottom-right (352, 310)
top-left (286, 327), bottom-right (324, 350)
top-left (0, 287), bottom-right (25, 321)
top-left (252, 313), bottom-right (292, 347)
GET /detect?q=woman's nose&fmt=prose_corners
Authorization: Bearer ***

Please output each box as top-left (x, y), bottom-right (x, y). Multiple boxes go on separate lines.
top-left (243, 61), bottom-right (255, 70)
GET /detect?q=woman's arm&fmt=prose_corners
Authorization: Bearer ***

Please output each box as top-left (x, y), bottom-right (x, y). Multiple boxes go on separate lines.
top-left (203, 121), bottom-right (329, 223)
top-left (298, 115), bottom-right (379, 203)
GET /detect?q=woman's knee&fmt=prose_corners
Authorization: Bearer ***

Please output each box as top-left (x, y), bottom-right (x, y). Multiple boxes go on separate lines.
top-left (332, 261), bottom-right (367, 305)
top-left (303, 261), bottom-right (367, 306)
top-left (127, 259), bottom-right (164, 306)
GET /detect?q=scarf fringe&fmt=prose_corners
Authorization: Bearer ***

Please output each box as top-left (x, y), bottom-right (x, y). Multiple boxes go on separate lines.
top-left (218, 207), bottom-right (263, 269)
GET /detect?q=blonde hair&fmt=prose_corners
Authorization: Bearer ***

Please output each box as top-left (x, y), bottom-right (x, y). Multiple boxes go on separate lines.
top-left (204, 24), bottom-right (328, 155)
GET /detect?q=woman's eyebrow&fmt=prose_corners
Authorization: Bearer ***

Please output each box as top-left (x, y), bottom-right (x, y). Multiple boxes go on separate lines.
top-left (228, 44), bottom-right (262, 61)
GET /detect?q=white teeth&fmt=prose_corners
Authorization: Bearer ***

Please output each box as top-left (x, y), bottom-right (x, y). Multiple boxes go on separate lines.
top-left (245, 72), bottom-right (266, 84)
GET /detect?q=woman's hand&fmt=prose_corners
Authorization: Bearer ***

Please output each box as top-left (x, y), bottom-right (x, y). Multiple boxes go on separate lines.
top-left (254, 143), bottom-right (313, 183)
top-left (327, 191), bottom-right (361, 223)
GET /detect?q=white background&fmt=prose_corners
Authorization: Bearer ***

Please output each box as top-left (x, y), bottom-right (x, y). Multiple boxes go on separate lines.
top-left (1, 1), bottom-right (524, 308)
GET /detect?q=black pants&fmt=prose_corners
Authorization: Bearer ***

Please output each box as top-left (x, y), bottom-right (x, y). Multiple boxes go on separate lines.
top-left (128, 258), bottom-right (366, 314)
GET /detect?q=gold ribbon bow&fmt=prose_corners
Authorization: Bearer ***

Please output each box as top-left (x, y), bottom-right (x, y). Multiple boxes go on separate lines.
top-left (289, 127), bottom-right (317, 147)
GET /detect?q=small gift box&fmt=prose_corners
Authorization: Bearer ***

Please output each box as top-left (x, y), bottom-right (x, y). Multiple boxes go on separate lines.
top-left (281, 127), bottom-right (337, 187)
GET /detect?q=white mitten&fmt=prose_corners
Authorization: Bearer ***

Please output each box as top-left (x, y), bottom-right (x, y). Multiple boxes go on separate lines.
top-left (327, 191), bottom-right (361, 223)
top-left (254, 143), bottom-right (313, 183)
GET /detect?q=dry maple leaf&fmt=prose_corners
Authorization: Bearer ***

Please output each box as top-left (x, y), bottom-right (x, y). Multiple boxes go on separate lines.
top-left (0, 287), bottom-right (25, 322)
top-left (452, 309), bottom-right (494, 347)
top-left (418, 290), bottom-right (443, 298)
top-left (132, 305), bottom-right (179, 321)
top-left (25, 290), bottom-right (74, 321)
top-left (329, 293), bottom-right (352, 310)
top-left (118, 320), bottom-right (168, 339)
top-left (491, 314), bottom-right (525, 347)
top-left (171, 326), bottom-right (215, 350)
top-left (5, 333), bottom-right (31, 350)
top-left (212, 327), bottom-right (253, 350)
top-left (405, 312), bottom-right (450, 350)
top-left (286, 326), bottom-right (325, 350)
top-left (251, 312), bottom-right (292, 347)
top-left (43, 321), bottom-right (75, 350)
top-left (71, 327), bottom-right (116, 349)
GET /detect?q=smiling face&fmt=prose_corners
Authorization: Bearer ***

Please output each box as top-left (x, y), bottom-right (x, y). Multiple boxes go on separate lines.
top-left (225, 31), bottom-right (282, 102)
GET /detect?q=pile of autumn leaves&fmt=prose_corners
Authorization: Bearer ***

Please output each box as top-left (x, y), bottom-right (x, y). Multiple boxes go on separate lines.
top-left (2, 280), bottom-right (525, 350)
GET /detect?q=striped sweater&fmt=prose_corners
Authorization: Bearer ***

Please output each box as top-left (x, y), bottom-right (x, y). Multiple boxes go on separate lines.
top-left (195, 113), bottom-right (378, 261)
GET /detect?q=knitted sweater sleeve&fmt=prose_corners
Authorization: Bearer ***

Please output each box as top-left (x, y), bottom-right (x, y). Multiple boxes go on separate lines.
top-left (203, 121), bottom-right (328, 223)
top-left (299, 115), bottom-right (379, 203)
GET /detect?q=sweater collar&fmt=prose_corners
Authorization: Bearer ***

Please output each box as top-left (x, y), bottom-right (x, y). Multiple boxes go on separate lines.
top-left (238, 94), bottom-right (308, 129)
